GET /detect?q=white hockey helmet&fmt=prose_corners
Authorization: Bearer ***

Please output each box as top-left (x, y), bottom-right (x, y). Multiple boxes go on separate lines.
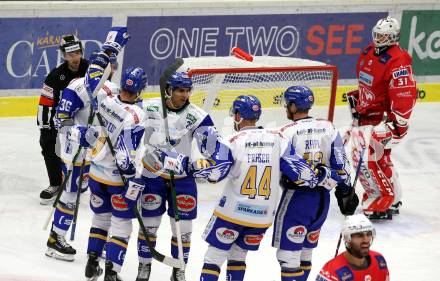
top-left (372, 16), bottom-right (400, 47)
top-left (341, 214), bottom-right (376, 243)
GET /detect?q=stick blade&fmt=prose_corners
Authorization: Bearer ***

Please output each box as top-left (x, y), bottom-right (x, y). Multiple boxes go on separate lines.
top-left (159, 58), bottom-right (185, 91)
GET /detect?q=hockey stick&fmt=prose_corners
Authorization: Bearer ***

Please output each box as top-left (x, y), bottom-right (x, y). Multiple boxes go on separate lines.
top-left (42, 64), bottom-right (111, 231)
top-left (334, 126), bottom-right (372, 257)
top-left (158, 58), bottom-right (186, 268)
top-left (94, 112), bottom-right (184, 269)
top-left (70, 107), bottom-right (96, 241)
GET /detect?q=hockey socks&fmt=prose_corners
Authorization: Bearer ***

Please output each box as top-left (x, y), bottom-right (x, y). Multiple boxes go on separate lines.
top-left (226, 260), bottom-right (246, 281)
top-left (87, 227), bottom-right (108, 257)
top-left (106, 236), bottom-right (128, 273)
top-left (52, 202), bottom-right (75, 235)
top-left (200, 263), bottom-right (220, 281)
top-left (299, 261), bottom-right (312, 281)
top-left (138, 232), bottom-right (157, 263)
top-left (171, 236), bottom-right (191, 264)
top-left (281, 267), bottom-right (304, 281)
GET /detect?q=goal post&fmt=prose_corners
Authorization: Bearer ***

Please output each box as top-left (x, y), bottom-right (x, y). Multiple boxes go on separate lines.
top-left (177, 56), bottom-right (338, 134)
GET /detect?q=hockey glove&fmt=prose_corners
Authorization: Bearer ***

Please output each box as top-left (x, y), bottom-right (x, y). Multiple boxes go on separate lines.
top-left (372, 123), bottom-right (394, 149)
top-left (161, 151), bottom-right (189, 176)
top-left (68, 125), bottom-right (98, 148)
top-left (346, 89), bottom-right (360, 127)
top-left (335, 186), bottom-right (359, 216)
top-left (102, 27), bottom-right (130, 56)
top-left (123, 178), bottom-right (145, 209)
top-left (315, 164), bottom-right (338, 191)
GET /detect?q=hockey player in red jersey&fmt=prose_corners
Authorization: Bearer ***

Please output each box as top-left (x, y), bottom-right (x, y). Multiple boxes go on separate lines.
top-left (316, 214), bottom-right (389, 281)
top-left (346, 16), bottom-right (417, 219)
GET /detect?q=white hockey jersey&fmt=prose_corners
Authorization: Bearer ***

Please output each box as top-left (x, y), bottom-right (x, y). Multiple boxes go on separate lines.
top-left (88, 95), bottom-right (145, 186)
top-left (279, 117), bottom-right (349, 182)
top-left (140, 98), bottom-right (229, 179)
top-left (213, 127), bottom-right (316, 228)
top-left (56, 78), bottom-right (119, 166)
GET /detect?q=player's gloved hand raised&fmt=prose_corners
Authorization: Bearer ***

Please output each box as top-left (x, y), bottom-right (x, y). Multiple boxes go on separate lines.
top-left (123, 178), bottom-right (145, 209)
top-left (335, 185), bottom-right (359, 215)
top-left (68, 125), bottom-right (99, 148)
top-left (102, 27), bottom-right (130, 56)
top-left (315, 164), bottom-right (338, 191)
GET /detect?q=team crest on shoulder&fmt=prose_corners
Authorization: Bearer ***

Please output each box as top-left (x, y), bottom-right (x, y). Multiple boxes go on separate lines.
top-left (335, 266), bottom-right (353, 281)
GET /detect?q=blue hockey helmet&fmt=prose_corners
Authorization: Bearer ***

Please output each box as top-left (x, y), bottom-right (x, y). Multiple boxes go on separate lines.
top-left (230, 95), bottom-right (262, 120)
top-left (283, 85), bottom-right (314, 111)
top-left (121, 67), bottom-right (147, 94)
top-left (167, 72), bottom-right (193, 90)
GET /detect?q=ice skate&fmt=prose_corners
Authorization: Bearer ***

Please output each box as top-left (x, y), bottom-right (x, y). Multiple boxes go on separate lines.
top-left (170, 267), bottom-right (186, 281)
top-left (136, 263), bottom-right (151, 281)
top-left (104, 261), bottom-right (123, 281)
top-left (389, 201), bottom-right (402, 215)
top-left (45, 229), bottom-right (76, 261)
top-left (85, 252), bottom-right (103, 281)
top-left (39, 185), bottom-right (59, 205)
top-left (364, 210), bottom-right (392, 220)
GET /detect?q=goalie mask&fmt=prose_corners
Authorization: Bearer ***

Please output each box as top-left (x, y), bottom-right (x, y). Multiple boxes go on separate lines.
top-left (60, 34), bottom-right (83, 54)
top-left (341, 214), bottom-right (376, 244)
top-left (165, 72), bottom-right (193, 100)
top-left (121, 67), bottom-right (147, 97)
top-left (372, 16), bottom-right (400, 48)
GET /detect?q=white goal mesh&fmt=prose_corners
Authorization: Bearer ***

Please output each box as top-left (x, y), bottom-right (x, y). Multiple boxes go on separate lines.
top-left (178, 56), bottom-right (337, 136)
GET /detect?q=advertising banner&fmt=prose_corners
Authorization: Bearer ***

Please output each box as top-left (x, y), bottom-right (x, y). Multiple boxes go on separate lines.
top-left (124, 12), bottom-right (387, 84)
top-left (0, 17), bottom-right (112, 89)
top-left (400, 10), bottom-right (440, 76)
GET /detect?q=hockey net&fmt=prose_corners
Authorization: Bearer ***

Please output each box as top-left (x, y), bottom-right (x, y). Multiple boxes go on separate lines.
top-left (177, 56), bottom-right (338, 135)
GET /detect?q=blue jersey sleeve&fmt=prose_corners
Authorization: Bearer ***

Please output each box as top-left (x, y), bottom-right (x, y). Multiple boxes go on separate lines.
top-left (280, 141), bottom-right (318, 188)
top-left (192, 115), bottom-right (233, 182)
top-left (56, 88), bottom-right (85, 119)
top-left (115, 124), bottom-right (145, 178)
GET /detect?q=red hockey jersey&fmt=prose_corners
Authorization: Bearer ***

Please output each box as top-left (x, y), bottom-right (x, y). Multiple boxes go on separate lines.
top-left (355, 43), bottom-right (416, 138)
top-left (316, 250), bottom-right (389, 281)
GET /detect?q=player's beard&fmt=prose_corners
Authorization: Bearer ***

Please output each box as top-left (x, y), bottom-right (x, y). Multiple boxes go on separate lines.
top-left (348, 242), bottom-right (370, 259)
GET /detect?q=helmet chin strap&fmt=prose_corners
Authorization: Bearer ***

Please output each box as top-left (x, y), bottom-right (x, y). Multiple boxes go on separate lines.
top-left (288, 104), bottom-right (297, 121)
top-left (165, 87), bottom-right (178, 109)
top-left (233, 117), bottom-right (243, 131)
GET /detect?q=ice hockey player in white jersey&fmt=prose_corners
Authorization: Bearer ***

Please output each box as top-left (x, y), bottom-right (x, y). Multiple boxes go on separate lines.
top-left (135, 72), bottom-right (233, 281)
top-left (85, 65), bottom-right (146, 281)
top-left (44, 52), bottom-right (119, 262)
top-left (273, 86), bottom-right (359, 281)
top-left (199, 95), bottom-right (318, 281)
top-left (71, 27), bottom-right (148, 281)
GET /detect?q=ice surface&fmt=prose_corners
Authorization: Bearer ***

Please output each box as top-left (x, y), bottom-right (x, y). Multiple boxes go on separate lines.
top-left (0, 103), bottom-right (439, 280)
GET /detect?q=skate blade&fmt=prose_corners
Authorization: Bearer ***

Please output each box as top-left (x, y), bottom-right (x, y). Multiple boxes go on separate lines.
top-left (45, 248), bottom-right (74, 262)
top-left (40, 198), bottom-right (55, 205)
top-left (85, 267), bottom-right (103, 281)
top-left (86, 274), bottom-right (100, 281)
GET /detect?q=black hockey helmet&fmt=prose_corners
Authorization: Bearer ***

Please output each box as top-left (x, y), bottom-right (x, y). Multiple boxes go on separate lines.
top-left (60, 34), bottom-right (83, 54)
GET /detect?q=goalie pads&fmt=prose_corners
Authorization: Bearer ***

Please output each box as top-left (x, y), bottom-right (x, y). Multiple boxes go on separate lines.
top-left (350, 126), bottom-right (397, 213)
